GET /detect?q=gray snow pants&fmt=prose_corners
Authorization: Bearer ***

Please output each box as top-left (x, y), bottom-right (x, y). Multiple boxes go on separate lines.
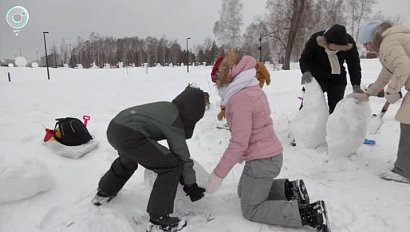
top-left (237, 154), bottom-right (303, 228)
top-left (392, 123), bottom-right (410, 179)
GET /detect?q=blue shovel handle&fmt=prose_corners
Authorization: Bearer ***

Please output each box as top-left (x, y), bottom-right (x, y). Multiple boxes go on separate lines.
top-left (364, 139), bottom-right (376, 145)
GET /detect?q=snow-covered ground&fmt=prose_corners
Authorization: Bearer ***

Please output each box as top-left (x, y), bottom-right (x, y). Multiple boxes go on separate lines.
top-left (0, 59), bottom-right (409, 232)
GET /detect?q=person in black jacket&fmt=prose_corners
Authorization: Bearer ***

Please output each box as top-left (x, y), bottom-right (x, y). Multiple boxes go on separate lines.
top-left (299, 24), bottom-right (363, 114)
top-left (92, 85), bottom-right (207, 231)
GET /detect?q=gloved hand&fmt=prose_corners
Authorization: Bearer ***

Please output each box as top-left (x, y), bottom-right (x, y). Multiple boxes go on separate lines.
top-left (206, 172), bottom-right (223, 194)
top-left (385, 91), bottom-right (402, 104)
top-left (256, 62), bottom-right (271, 87)
top-left (346, 92), bottom-right (369, 102)
top-left (301, 71), bottom-right (313, 84)
top-left (366, 84), bottom-right (385, 97)
top-left (183, 183), bottom-right (205, 202)
top-left (217, 107), bottom-right (226, 121)
top-left (352, 85), bottom-right (364, 94)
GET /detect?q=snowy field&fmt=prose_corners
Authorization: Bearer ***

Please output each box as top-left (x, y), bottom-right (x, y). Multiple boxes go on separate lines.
top-left (0, 59), bottom-right (409, 232)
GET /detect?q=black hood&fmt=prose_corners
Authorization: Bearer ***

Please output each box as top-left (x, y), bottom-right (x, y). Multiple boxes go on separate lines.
top-left (172, 86), bottom-right (206, 139)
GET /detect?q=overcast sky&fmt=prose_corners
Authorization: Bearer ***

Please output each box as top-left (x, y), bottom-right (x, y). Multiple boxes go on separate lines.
top-left (1, 0), bottom-right (409, 61)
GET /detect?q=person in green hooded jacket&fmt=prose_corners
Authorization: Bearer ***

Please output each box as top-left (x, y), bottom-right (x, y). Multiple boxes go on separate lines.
top-left (92, 85), bottom-right (207, 231)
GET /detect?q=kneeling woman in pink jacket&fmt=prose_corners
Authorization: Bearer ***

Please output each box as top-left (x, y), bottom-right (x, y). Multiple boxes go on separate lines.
top-left (206, 50), bottom-right (330, 232)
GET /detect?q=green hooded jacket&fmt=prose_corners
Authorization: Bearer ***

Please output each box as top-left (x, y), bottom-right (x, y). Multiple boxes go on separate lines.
top-left (113, 86), bottom-right (205, 185)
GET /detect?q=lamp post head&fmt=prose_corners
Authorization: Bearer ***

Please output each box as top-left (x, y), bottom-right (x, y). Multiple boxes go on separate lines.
top-left (43, 31), bottom-right (49, 34)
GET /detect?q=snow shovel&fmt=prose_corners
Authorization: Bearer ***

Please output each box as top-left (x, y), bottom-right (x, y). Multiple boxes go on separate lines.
top-left (368, 101), bottom-right (390, 134)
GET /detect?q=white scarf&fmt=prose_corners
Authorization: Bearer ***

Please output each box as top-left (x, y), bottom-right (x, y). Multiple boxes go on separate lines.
top-left (218, 68), bottom-right (259, 106)
top-left (325, 49), bottom-right (341, 75)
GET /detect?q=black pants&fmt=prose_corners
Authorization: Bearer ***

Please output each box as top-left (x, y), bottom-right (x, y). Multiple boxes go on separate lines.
top-left (98, 121), bottom-right (182, 216)
top-left (322, 82), bottom-right (346, 114)
top-left (300, 82), bottom-right (346, 114)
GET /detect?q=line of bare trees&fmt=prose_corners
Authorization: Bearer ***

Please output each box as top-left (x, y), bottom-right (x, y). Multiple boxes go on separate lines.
top-left (219, 0), bottom-right (379, 70)
top-left (41, 0), bottom-right (390, 69)
top-left (39, 33), bottom-right (225, 68)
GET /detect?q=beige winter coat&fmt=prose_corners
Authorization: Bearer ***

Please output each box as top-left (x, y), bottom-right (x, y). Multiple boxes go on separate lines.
top-left (366, 26), bottom-right (410, 124)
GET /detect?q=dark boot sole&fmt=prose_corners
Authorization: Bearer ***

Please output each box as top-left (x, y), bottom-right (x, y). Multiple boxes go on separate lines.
top-left (297, 179), bottom-right (310, 205)
top-left (146, 219), bottom-right (187, 232)
top-left (316, 201), bottom-right (330, 232)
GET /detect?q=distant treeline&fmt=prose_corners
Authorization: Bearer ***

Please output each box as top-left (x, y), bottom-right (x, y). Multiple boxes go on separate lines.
top-left (38, 33), bottom-right (224, 68)
top-left (34, 0), bottom-right (391, 69)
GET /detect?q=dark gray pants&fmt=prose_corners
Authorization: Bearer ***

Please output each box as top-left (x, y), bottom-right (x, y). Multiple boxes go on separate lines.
top-left (392, 123), bottom-right (410, 179)
top-left (98, 121), bottom-right (182, 216)
top-left (237, 154), bottom-right (303, 228)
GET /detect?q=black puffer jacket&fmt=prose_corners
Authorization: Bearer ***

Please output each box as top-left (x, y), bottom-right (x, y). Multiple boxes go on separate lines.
top-left (299, 31), bottom-right (362, 86)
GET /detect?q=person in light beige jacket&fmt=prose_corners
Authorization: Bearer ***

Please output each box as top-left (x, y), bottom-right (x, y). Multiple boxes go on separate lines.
top-left (353, 20), bottom-right (410, 183)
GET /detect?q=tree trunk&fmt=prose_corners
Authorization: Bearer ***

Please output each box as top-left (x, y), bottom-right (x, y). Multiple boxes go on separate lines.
top-left (283, 0), bottom-right (305, 70)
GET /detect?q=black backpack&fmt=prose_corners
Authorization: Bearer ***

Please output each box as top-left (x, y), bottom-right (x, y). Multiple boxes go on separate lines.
top-left (53, 117), bottom-right (93, 146)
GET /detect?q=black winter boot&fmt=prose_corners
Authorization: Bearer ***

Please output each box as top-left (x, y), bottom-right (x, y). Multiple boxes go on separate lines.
top-left (286, 179), bottom-right (310, 205)
top-left (91, 190), bottom-right (116, 206)
top-left (147, 214), bottom-right (187, 232)
top-left (300, 200), bottom-right (330, 232)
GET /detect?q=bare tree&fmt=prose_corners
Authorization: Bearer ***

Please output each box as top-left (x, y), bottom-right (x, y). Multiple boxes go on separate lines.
top-left (326, 0), bottom-right (346, 25)
top-left (59, 38), bottom-right (69, 65)
top-left (242, 22), bottom-right (262, 59)
top-left (158, 36), bottom-right (168, 66)
top-left (169, 40), bottom-right (182, 65)
top-left (213, 0), bottom-right (243, 49)
top-left (265, 0), bottom-right (307, 70)
top-left (283, 0), bottom-right (306, 70)
top-left (242, 21), bottom-right (271, 62)
top-left (195, 37), bottom-right (223, 65)
top-left (345, 0), bottom-right (378, 41)
top-left (265, 0), bottom-right (292, 63)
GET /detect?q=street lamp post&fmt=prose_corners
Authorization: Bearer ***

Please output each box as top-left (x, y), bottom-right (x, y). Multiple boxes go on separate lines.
top-left (69, 44), bottom-right (72, 68)
top-left (53, 43), bottom-right (57, 68)
top-left (258, 34), bottom-right (262, 62)
top-left (186, 37), bottom-right (191, 73)
top-left (43, 32), bottom-right (50, 80)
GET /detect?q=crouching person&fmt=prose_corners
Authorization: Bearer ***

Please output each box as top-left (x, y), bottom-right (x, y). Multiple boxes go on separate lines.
top-left (353, 20), bottom-right (410, 183)
top-left (206, 50), bottom-right (330, 232)
top-left (93, 85), bottom-right (207, 232)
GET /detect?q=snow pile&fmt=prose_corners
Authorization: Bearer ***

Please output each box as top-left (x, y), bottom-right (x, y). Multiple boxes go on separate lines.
top-left (43, 140), bottom-right (99, 159)
top-left (15, 56), bottom-right (27, 67)
top-left (326, 97), bottom-right (371, 157)
top-left (91, 62), bottom-right (99, 69)
top-left (0, 159), bottom-right (54, 203)
top-left (144, 159), bottom-right (208, 188)
top-left (291, 78), bottom-right (329, 148)
top-left (40, 204), bottom-right (140, 232)
top-left (1, 60), bottom-right (410, 232)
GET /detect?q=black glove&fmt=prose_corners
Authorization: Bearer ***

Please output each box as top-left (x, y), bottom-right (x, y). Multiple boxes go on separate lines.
top-left (183, 183), bottom-right (205, 202)
top-left (301, 71), bottom-right (313, 84)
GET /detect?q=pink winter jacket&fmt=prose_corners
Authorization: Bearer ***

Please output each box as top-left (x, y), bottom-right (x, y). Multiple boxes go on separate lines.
top-left (213, 85), bottom-right (284, 178)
